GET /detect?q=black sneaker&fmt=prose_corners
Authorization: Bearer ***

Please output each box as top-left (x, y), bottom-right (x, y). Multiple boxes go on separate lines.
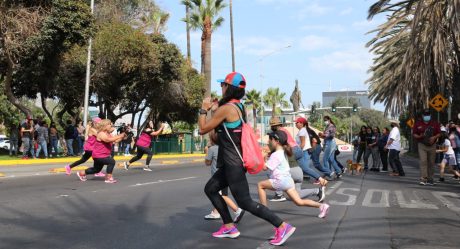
top-left (269, 194), bottom-right (287, 202)
top-left (437, 177), bottom-right (445, 182)
top-left (317, 186), bottom-right (326, 203)
top-left (426, 180), bottom-right (436, 186)
top-left (454, 175), bottom-right (459, 179)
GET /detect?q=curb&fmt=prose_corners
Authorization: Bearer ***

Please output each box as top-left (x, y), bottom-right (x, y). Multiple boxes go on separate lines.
top-left (0, 154), bottom-right (205, 166)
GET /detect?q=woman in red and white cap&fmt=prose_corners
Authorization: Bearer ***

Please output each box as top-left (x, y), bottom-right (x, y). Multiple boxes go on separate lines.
top-left (65, 117), bottom-right (105, 176)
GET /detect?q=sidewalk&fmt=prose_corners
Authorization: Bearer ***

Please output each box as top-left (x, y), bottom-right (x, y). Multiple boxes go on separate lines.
top-left (0, 153), bottom-right (205, 167)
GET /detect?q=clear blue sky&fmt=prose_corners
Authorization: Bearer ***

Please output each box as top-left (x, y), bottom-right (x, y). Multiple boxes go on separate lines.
top-left (156, 0), bottom-right (385, 110)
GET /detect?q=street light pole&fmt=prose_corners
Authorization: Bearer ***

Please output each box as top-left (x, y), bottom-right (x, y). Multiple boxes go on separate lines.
top-left (83, 0), bottom-right (95, 127)
top-left (258, 44), bottom-right (291, 90)
top-left (229, 0), bottom-right (235, 71)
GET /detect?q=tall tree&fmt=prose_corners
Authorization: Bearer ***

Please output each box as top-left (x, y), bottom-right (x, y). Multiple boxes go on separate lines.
top-left (181, 0), bottom-right (227, 97)
top-left (263, 87), bottom-right (289, 118)
top-left (245, 89), bottom-right (263, 131)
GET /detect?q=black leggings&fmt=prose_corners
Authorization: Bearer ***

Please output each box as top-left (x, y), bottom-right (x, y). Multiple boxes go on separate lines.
top-left (204, 163), bottom-right (283, 227)
top-left (85, 157), bottom-right (115, 175)
top-left (357, 146), bottom-right (365, 163)
top-left (69, 150), bottom-right (92, 168)
top-left (129, 146), bottom-right (153, 166)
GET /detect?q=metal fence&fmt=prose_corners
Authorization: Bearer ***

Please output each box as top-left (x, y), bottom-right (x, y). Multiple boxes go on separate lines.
top-left (151, 135), bottom-right (207, 154)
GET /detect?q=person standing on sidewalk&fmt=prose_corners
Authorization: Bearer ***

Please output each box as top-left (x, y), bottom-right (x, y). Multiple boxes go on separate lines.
top-left (49, 123), bottom-right (59, 157)
top-left (20, 119), bottom-right (34, 159)
top-left (199, 72), bottom-right (295, 246)
top-left (9, 123), bottom-right (19, 157)
top-left (385, 119), bottom-right (405, 176)
top-left (412, 109), bottom-right (441, 185)
top-left (123, 121), bottom-right (164, 172)
top-left (64, 120), bottom-right (77, 157)
top-left (378, 127), bottom-right (390, 172)
top-left (35, 121), bottom-right (49, 159)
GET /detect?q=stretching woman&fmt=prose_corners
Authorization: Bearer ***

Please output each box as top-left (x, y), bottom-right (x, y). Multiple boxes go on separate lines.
top-left (76, 119), bottom-right (125, 183)
top-left (65, 118), bottom-right (103, 176)
top-left (123, 121), bottom-right (163, 171)
top-left (199, 72), bottom-right (295, 246)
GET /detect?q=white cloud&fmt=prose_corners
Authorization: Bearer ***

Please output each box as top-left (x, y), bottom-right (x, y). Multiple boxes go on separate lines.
top-left (298, 35), bottom-right (338, 51)
top-left (339, 7), bottom-right (353, 15)
top-left (308, 44), bottom-right (373, 73)
top-left (235, 36), bottom-right (293, 56)
top-left (295, 3), bottom-right (330, 19)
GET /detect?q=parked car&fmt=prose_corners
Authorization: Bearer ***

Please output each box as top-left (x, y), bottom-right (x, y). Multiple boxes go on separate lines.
top-left (0, 140), bottom-right (10, 150)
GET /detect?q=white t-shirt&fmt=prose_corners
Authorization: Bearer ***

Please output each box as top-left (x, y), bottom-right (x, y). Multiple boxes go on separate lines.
top-left (388, 127), bottom-right (401, 151)
top-left (266, 150), bottom-right (291, 181)
top-left (295, 127), bottom-right (311, 151)
top-left (443, 139), bottom-right (455, 155)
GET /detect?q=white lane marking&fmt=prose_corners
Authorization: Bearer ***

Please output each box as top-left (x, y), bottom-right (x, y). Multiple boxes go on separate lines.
top-left (394, 190), bottom-right (438, 209)
top-left (256, 241), bottom-right (275, 249)
top-left (325, 181), bottom-right (343, 195)
top-left (432, 191), bottom-right (460, 212)
top-left (362, 189), bottom-right (390, 208)
top-left (329, 188), bottom-right (360, 206)
top-left (129, 177), bottom-right (197, 187)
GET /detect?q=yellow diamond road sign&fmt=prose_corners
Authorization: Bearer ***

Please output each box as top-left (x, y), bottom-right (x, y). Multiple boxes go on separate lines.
top-left (429, 93), bottom-right (448, 112)
top-left (406, 118), bottom-right (414, 128)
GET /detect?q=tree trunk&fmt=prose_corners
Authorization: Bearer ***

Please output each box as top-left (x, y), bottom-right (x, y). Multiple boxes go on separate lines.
top-left (202, 19), bottom-right (212, 97)
top-left (4, 55), bottom-right (32, 116)
top-left (272, 103), bottom-right (276, 118)
top-left (185, 5), bottom-right (191, 64)
top-left (40, 92), bottom-right (53, 123)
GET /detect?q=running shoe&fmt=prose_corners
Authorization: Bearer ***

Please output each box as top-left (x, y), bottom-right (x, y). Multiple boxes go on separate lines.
top-left (318, 203), bottom-right (330, 218)
top-left (65, 165), bottom-right (71, 175)
top-left (269, 194), bottom-right (286, 202)
top-left (123, 162), bottom-right (129, 170)
top-left (317, 186), bottom-right (326, 203)
top-left (94, 172), bottom-right (106, 177)
top-left (212, 225), bottom-right (240, 239)
top-left (269, 223), bottom-right (296, 246)
top-left (77, 172), bottom-right (87, 182)
top-left (104, 178), bottom-right (118, 183)
top-left (426, 180), bottom-right (436, 186)
top-left (204, 211), bottom-right (221, 220)
top-left (143, 166), bottom-right (152, 172)
top-left (233, 208), bottom-right (245, 224)
top-left (380, 169), bottom-right (389, 173)
top-left (419, 179), bottom-right (427, 185)
top-left (268, 227), bottom-right (278, 240)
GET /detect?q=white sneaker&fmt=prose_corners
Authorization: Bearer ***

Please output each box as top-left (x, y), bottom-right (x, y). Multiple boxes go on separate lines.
top-left (204, 211), bottom-right (221, 220)
top-left (123, 162), bottom-right (129, 170)
top-left (143, 166), bottom-right (152, 172)
top-left (233, 208), bottom-right (245, 223)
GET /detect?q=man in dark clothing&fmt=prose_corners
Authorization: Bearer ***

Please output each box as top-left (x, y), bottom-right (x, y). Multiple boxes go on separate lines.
top-left (64, 120), bottom-right (77, 156)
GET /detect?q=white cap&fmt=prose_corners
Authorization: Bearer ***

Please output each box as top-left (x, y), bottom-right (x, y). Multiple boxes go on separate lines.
top-left (440, 126), bottom-right (447, 132)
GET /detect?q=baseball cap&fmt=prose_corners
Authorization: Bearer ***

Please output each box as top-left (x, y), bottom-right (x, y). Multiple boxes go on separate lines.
top-left (295, 117), bottom-right (307, 125)
top-left (268, 130), bottom-right (288, 146)
top-left (422, 108), bottom-right (431, 115)
top-left (217, 72), bottom-right (246, 89)
top-left (269, 117), bottom-right (283, 127)
top-left (92, 117), bottom-right (102, 123)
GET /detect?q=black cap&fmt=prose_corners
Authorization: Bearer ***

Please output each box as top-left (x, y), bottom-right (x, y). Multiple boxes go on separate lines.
top-left (268, 130), bottom-right (288, 146)
top-left (422, 108), bottom-right (431, 115)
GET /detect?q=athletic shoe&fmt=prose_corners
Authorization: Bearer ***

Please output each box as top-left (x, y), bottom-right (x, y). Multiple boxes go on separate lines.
top-left (426, 180), bottom-right (436, 186)
top-left (204, 212), bottom-right (221, 220)
top-left (454, 175), bottom-right (459, 179)
top-left (212, 225), bottom-right (240, 239)
top-left (318, 203), bottom-right (330, 218)
top-left (143, 166), bottom-right (152, 172)
top-left (104, 178), bottom-right (118, 183)
top-left (77, 172), bottom-right (87, 182)
top-left (269, 194), bottom-right (286, 202)
top-left (437, 177), bottom-right (445, 182)
top-left (329, 172), bottom-right (336, 179)
top-left (380, 169), bottom-right (389, 173)
top-left (233, 208), bottom-right (245, 224)
top-left (65, 165), bottom-right (71, 175)
top-left (94, 172), bottom-right (106, 177)
top-left (419, 180), bottom-right (427, 186)
top-left (317, 186), bottom-right (326, 203)
top-left (269, 223), bottom-right (296, 246)
top-left (268, 227), bottom-right (278, 240)
top-left (342, 167), bottom-right (347, 174)
top-left (123, 162), bottom-right (129, 170)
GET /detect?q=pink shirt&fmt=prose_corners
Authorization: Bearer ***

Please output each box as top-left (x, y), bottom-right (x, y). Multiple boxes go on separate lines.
top-left (92, 133), bottom-right (112, 159)
top-left (136, 132), bottom-right (152, 148)
top-left (279, 127), bottom-right (298, 148)
top-left (83, 135), bottom-right (96, 151)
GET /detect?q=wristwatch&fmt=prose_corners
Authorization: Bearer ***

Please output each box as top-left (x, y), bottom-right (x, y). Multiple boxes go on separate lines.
top-left (199, 109), bottom-right (208, 115)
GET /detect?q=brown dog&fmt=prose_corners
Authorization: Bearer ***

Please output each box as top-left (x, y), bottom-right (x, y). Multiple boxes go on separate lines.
top-left (346, 159), bottom-right (363, 175)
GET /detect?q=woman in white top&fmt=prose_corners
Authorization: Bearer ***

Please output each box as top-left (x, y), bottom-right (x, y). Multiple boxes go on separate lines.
top-left (436, 128), bottom-right (460, 182)
top-left (257, 130), bottom-right (330, 219)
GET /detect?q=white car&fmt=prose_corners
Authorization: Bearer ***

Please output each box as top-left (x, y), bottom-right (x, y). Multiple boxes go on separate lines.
top-left (0, 140), bottom-right (10, 150)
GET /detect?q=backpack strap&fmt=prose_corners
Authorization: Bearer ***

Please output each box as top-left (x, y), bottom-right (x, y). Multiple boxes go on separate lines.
top-left (222, 103), bottom-right (245, 164)
top-left (224, 103), bottom-right (245, 123)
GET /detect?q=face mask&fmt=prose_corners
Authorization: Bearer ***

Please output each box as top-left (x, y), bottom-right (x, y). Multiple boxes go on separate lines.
top-left (423, 115), bottom-right (431, 122)
top-left (271, 127), bottom-right (277, 132)
top-left (324, 121), bottom-right (329, 126)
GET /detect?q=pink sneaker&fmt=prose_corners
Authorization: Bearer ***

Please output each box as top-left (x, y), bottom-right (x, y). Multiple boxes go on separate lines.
top-left (212, 225), bottom-right (240, 239)
top-left (65, 165), bottom-right (71, 175)
top-left (318, 203), bottom-right (330, 218)
top-left (270, 223), bottom-right (296, 246)
top-left (76, 172), bottom-right (87, 182)
top-left (104, 178), bottom-right (118, 184)
top-left (95, 172), bottom-right (106, 177)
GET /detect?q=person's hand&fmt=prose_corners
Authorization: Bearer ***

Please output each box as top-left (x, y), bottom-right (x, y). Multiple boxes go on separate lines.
top-left (210, 101), bottom-right (219, 112)
top-left (201, 97), bottom-right (212, 111)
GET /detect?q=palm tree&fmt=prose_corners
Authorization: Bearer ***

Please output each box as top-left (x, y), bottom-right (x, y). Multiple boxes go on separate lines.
top-left (245, 89), bottom-right (263, 131)
top-left (367, 0), bottom-right (460, 116)
top-left (139, 7), bottom-right (170, 34)
top-left (185, 4), bottom-right (191, 64)
top-left (181, 0), bottom-right (227, 97)
top-left (263, 88), bottom-right (290, 118)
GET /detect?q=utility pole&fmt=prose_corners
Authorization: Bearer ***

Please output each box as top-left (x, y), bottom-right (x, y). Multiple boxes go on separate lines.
top-left (83, 0), bottom-right (95, 127)
top-left (229, 0), bottom-right (235, 71)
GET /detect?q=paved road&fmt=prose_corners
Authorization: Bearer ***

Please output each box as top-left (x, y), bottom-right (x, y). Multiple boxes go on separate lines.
top-left (0, 153), bottom-right (459, 249)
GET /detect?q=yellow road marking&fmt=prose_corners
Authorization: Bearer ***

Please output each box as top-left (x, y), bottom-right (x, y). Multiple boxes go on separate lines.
top-left (0, 173), bottom-right (5, 177)
top-left (193, 159), bottom-right (203, 162)
top-left (162, 160), bottom-right (179, 165)
top-left (49, 166), bottom-right (88, 173)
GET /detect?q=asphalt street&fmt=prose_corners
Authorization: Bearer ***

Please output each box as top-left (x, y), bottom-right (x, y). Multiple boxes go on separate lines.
top-left (0, 153), bottom-right (459, 249)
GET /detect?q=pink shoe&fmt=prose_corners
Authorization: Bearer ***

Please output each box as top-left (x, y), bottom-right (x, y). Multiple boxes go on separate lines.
top-left (270, 223), bottom-right (296, 246)
top-left (65, 165), bottom-right (71, 175)
top-left (104, 178), bottom-right (117, 184)
top-left (77, 172), bottom-right (87, 182)
top-left (318, 203), bottom-right (330, 218)
top-left (94, 172), bottom-right (106, 177)
top-left (212, 225), bottom-right (240, 239)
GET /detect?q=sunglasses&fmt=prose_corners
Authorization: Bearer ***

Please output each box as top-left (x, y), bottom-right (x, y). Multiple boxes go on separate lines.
top-left (220, 82), bottom-right (227, 88)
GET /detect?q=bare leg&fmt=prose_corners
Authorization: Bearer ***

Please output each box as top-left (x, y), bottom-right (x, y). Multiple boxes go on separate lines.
top-left (439, 162), bottom-right (446, 178)
top-left (258, 179), bottom-right (276, 206)
top-left (222, 196), bottom-right (239, 212)
top-left (285, 188), bottom-right (321, 208)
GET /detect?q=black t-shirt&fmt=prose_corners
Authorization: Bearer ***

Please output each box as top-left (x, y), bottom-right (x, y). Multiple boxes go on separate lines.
top-left (366, 132), bottom-right (377, 147)
top-left (21, 123), bottom-right (32, 138)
